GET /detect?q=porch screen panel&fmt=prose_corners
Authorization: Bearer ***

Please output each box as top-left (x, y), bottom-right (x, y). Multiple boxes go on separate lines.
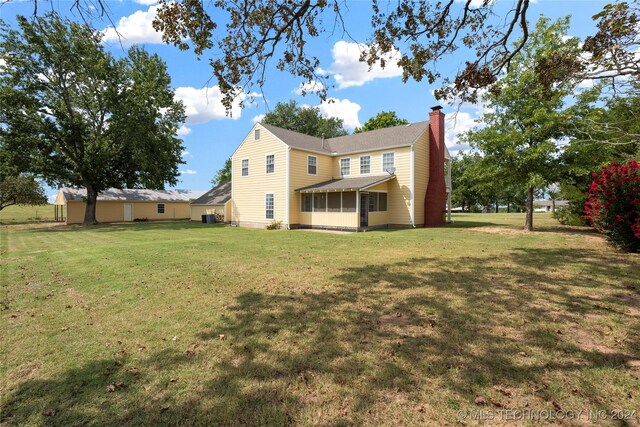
top-left (342, 192), bottom-right (356, 212)
top-left (313, 193), bottom-right (326, 211)
top-left (301, 194), bottom-right (312, 212)
top-left (328, 193), bottom-right (341, 212)
top-left (379, 193), bottom-right (388, 211)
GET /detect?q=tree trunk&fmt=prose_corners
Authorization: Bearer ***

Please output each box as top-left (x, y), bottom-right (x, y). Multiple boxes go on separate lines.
top-left (552, 199), bottom-right (556, 212)
top-left (524, 186), bottom-right (534, 231)
top-left (83, 184), bottom-right (99, 225)
top-left (495, 200), bottom-right (499, 213)
top-left (507, 202), bottom-right (510, 213)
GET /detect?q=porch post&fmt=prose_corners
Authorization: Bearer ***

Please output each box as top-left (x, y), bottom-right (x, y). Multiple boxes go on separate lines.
top-left (356, 190), bottom-right (360, 232)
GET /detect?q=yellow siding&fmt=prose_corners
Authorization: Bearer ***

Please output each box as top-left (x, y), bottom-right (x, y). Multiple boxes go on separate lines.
top-left (66, 201), bottom-right (190, 224)
top-left (368, 211), bottom-right (389, 227)
top-left (225, 200), bottom-right (232, 222)
top-left (190, 205), bottom-right (226, 221)
top-left (413, 131), bottom-right (430, 227)
top-left (288, 149), bottom-right (334, 224)
top-left (231, 124), bottom-right (289, 227)
top-left (299, 212), bottom-right (358, 228)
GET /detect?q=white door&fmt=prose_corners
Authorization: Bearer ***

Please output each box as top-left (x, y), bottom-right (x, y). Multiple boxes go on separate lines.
top-left (123, 204), bottom-right (133, 222)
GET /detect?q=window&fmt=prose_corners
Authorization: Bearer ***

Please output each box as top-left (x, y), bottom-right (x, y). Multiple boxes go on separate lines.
top-left (254, 129), bottom-right (260, 140)
top-left (369, 193), bottom-right (378, 212)
top-left (265, 193), bottom-right (274, 219)
top-left (301, 194), bottom-right (312, 212)
top-left (242, 159), bottom-right (249, 176)
top-left (266, 154), bottom-right (275, 174)
top-left (379, 192), bottom-right (387, 211)
top-left (313, 193), bottom-right (326, 212)
top-left (340, 158), bottom-right (351, 176)
top-left (307, 156), bottom-right (317, 175)
top-left (342, 192), bottom-right (356, 212)
top-left (157, 203), bottom-right (165, 214)
top-left (328, 192), bottom-right (341, 212)
top-left (382, 152), bottom-right (395, 172)
top-left (360, 155), bottom-right (371, 174)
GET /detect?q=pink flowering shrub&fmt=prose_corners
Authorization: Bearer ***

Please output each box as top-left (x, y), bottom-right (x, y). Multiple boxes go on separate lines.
top-left (584, 160), bottom-right (640, 252)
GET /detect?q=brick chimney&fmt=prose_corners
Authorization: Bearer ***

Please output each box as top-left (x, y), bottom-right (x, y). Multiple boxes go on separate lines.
top-left (424, 105), bottom-right (447, 226)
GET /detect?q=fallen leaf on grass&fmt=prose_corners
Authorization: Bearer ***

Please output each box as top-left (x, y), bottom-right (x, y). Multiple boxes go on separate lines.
top-left (42, 408), bottom-right (57, 416)
top-left (474, 396), bottom-right (488, 406)
top-left (106, 382), bottom-right (126, 392)
top-left (185, 344), bottom-right (199, 355)
top-left (126, 367), bottom-right (139, 375)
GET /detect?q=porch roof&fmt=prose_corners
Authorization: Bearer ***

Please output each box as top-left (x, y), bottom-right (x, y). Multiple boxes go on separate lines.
top-left (296, 174), bottom-right (396, 193)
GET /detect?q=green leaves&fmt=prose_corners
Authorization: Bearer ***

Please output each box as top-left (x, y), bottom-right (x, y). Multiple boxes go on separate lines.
top-left (262, 100), bottom-right (347, 137)
top-left (354, 111), bottom-right (409, 134)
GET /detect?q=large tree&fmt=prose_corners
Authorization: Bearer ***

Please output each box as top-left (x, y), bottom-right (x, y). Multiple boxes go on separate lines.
top-left (354, 111), bottom-right (409, 134)
top-left (463, 17), bottom-right (581, 231)
top-left (0, 13), bottom-right (185, 225)
top-left (0, 175), bottom-right (47, 211)
top-left (262, 100), bottom-right (347, 137)
top-left (211, 158), bottom-right (232, 186)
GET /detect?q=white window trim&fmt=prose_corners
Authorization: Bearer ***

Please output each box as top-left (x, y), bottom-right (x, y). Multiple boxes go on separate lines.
top-left (340, 157), bottom-right (351, 176)
top-left (307, 155), bottom-right (318, 176)
top-left (157, 203), bottom-right (166, 214)
top-left (241, 158), bottom-right (249, 177)
top-left (265, 153), bottom-right (275, 175)
top-left (382, 151), bottom-right (396, 173)
top-left (359, 155), bottom-right (371, 175)
top-left (265, 192), bottom-right (275, 220)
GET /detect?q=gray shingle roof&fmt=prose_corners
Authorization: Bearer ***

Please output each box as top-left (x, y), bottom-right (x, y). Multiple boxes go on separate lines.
top-left (60, 188), bottom-right (190, 202)
top-left (191, 182), bottom-right (231, 205)
top-left (296, 175), bottom-right (396, 192)
top-left (260, 121), bottom-right (429, 155)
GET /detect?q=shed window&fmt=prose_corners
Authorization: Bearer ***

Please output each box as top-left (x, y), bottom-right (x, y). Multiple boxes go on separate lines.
top-left (340, 158), bottom-right (351, 176)
top-left (266, 154), bottom-right (275, 174)
top-left (328, 192), bottom-right (341, 212)
top-left (301, 194), bottom-right (312, 212)
top-left (265, 193), bottom-right (274, 219)
top-left (342, 191), bottom-right (356, 212)
top-left (382, 152), bottom-right (395, 172)
top-left (360, 155), bottom-right (371, 174)
top-left (308, 156), bottom-right (317, 175)
top-left (157, 203), bottom-right (165, 214)
top-left (242, 159), bottom-right (249, 176)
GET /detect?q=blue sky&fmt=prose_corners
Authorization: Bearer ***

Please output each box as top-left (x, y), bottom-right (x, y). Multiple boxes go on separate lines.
top-left (1, 0), bottom-right (609, 198)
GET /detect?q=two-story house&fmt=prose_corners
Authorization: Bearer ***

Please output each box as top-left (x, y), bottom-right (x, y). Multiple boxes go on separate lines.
top-left (230, 106), bottom-right (451, 231)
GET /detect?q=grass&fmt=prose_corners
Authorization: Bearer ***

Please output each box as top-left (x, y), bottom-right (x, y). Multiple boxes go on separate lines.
top-left (0, 205), bottom-right (55, 223)
top-left (1, 214), bottom-right (639, 426)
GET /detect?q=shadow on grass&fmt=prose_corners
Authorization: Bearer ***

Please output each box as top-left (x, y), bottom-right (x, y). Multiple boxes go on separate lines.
top-left (25, 220), bottom-right (226, 234)
top-left (2, 249), bottom-right (639, 425)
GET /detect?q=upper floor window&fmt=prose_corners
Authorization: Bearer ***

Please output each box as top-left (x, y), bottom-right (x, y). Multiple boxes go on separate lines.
top-left (382, 152), bottom-right (395, 172)
top-left (340, 158), bottom-right (351, 176)
top-left (266, 154), bottom-right (275, 174)
top-left (241, 159), bottom-right (249, 176)
top-left (254, 129), bottom-right (260, 140)
top-left (360, 155), bottom-right (371, 174)
top-left (307, 155), bottom-right (317, 175)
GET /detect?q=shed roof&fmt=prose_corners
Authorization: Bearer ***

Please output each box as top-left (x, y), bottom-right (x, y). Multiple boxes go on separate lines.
top-left (260, 121), bottom-right (429, 155)
top-left (191, 182), bottom-right (231, 206)
top-left (57, 188), bottom-right (190, 204)
top-left (296, 175), bottom-right (396, 193)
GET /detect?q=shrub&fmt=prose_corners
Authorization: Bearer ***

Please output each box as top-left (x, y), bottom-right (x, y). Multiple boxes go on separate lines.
top-left (266, 220), bottom-right (282, 230)
top-left (583, 160), bottom-right (640, 252)
top-left (552, 201), bottom-right (588, 226)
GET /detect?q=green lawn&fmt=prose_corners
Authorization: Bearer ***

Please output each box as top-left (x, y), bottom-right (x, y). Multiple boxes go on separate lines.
top-left (1, 214), bottom-right (639, 426)
top-left (0, 205), bottom-right (55, 223)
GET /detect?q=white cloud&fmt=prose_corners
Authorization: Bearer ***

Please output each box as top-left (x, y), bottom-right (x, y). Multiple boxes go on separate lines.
top-left (180, 150), bottom-right (191, 158)
top-left (252, 114), bottom-right (266, 124)
top-left (444, 112), bottom-right (481, 156)
top-left (180, 169), bottom-right (197, 175)
top-left (176, 125), bottom-right (192, 136)
top-left (102, 5), bottom-right (163, 45)
top-left (326, 41), bottom-right (403, 89)
top-left (316, 98), bottom-right (361, 130)
top-left (174, 86), bottom-right (244, 124)
top-left (134, 0), bottom-right (158, 4)
top-left (293, 80), bottom-right (325, 95)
